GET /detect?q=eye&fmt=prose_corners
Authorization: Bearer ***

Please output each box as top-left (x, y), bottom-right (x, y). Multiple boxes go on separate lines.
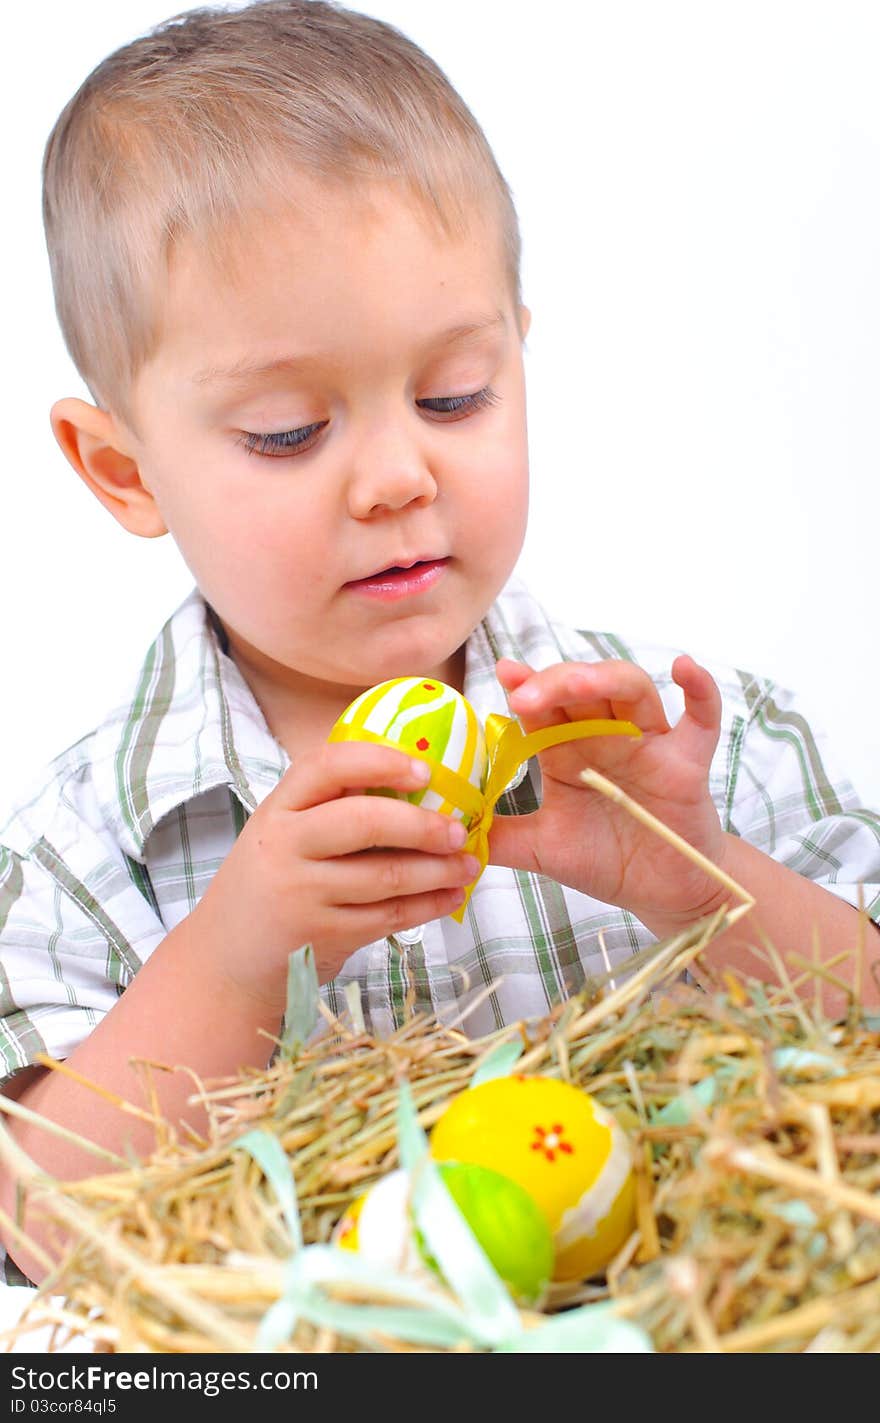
top-left (417, 386), bottom-right (501, 420)
top-left (236, 421), bottom-right (328, 458)
top-left (235, 384), bottom-right (501, 458)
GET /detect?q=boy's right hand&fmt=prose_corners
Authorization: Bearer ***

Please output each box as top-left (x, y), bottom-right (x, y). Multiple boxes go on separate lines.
top-left (188, 743), bottom-right (478, 1007)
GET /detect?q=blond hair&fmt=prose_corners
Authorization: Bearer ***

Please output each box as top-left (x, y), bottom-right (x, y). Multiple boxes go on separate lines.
top-left (43, 0), bottom-right (522, 427)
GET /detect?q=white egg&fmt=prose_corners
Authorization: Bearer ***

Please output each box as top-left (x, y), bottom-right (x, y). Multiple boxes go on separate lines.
top-left (352, 1168), bottom-right (430, 1277)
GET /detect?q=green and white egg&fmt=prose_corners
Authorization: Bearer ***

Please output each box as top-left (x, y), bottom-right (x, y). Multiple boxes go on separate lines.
top-left (332, 1161), bottom-right (555, 1305)
top-left (330, 677), bottom-right (488, 822)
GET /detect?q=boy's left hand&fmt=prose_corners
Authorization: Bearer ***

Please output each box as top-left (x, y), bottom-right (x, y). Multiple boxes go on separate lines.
top-left (489, 655), bottom-right (730, 935)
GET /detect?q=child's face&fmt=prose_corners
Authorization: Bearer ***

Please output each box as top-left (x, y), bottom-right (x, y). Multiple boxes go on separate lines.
top-left (125, 179), bottom-right (530, 701)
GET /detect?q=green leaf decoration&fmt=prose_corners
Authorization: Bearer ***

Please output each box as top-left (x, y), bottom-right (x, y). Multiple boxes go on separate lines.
top-left (344, 980), bottom-right (365, 1034)
top-left (769, 1199), bottom-right (819, 1230)
top-left (771, 1047), bottom-right (845, 1077)
top-left (232, 1128), bottom-right (302, 1252)
top-left (261, 1244), bottom-right (487, 1350)
top-left (280, 944), bottom-right (319, 1059)
top-left (256, 1294), bottom-right (302, 1352)
top-left (652, 1074), bottom-right (718, 1125)
top-left (496, 1301), bottom-right (653, 1353)
top-left (396, 1081), bottom-right (521, 1345)
top-left (251, 1082), bottom-right (654, 1353)
top-left (470, 1040), bottom-right (524, 1086)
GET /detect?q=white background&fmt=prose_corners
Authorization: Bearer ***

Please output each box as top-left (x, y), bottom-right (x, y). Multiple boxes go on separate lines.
top-left (2, 0), bottom-right (878, 817)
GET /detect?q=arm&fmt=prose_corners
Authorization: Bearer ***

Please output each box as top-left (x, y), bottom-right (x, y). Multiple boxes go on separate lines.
top-left (0, 909), bottom-right (282, 1282)
top-left (0, 741), bottom-right (475, 1282)
top-left (489, 655), bottom-right (880, 1013)
top-left (643, 833), bottom-right (880, 1014)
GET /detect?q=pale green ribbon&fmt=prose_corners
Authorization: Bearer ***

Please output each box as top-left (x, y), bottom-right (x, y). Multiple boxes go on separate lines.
top-left (241, 949), bottom-right (652, 1352)
top-left (243, 1085), bottom-right (652, 1352)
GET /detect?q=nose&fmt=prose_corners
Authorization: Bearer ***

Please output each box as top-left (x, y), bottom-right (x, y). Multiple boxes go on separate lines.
top-left (345, 423), bottom-right (438, 519)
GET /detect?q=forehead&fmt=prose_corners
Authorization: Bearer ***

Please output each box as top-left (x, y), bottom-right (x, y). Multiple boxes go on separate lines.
top-left (151, 176), bottom-right (513, 374)
top-left (173, 172), bottom-right (508, 290)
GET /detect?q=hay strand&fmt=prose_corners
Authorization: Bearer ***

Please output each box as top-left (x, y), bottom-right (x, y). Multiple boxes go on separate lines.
top-left (3, 768), bottom-right (878, 1355)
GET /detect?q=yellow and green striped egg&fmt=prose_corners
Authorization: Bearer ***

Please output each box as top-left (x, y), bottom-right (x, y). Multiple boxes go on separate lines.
top-left (331, 677), bottom-right (488, 823)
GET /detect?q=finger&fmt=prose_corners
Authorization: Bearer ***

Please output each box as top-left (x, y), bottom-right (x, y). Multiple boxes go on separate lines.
top-left (340, 884), bottom-right (469, 936)
top-left (671, 655), bottom-right (723, 759)
top-left (301, 794), bottom-right (470, 859)
top-left (495, 657), bottom-right (534, 693)
top-left (672, 655), bottom-right (721, 729)
top-left (507, 660), bottom-right (671, 735)
top-left (277, 741), bottom-right (433, 812)
top-left (322, 850), bottom-right (481, 906)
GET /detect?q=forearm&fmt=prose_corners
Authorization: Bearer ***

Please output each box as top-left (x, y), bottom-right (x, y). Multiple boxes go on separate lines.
top-left (0, 907), bottom-right (284, 1281)
top-left (644, 832), bottom-right (880, 1013)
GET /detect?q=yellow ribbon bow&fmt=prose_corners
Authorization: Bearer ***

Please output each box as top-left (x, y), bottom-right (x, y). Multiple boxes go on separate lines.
top-left (329, 711), bottom-right (641, 923)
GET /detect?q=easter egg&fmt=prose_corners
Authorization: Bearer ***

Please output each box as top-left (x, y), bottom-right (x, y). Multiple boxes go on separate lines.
top-left (427, 1160), bottom-right (554, 1303)
top-left (333, 1189), bottom-right (367, 1252)
top-left (429, 1076), bottom-right (637, 1280)
top-left (333, 1169), bottom-right (427, 1277)
top-left (330, 677), bottom-right (488, 823)
top-left (331, 1161), bottom-right (555, 1304)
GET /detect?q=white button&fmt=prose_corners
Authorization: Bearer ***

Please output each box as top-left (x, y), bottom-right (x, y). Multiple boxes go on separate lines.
top-left (392, 925), bottom-right (425, 946)
top-left (503, 760), bottom-right (530, 793)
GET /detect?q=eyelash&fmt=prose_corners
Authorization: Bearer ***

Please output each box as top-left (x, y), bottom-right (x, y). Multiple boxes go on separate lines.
top-left (236, 385), bottom-right (501, 459)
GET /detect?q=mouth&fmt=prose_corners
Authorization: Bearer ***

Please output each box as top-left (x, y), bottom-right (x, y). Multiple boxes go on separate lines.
top-left (357, 555), bottom-right (444, 580)
top-left (344, 556), bottom-right (450, 601)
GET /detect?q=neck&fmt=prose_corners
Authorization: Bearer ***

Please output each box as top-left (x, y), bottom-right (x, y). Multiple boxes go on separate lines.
top-left (223, 636), bottom-right (468, 762)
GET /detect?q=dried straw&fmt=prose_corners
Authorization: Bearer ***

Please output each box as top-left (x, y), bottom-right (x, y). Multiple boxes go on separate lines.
top-left (2, 773), bottom-right (877, 1354)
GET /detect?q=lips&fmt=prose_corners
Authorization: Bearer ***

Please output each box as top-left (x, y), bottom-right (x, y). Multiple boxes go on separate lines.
top-left (354, 555), bottom-right (444, 583)
top-left (344, 556), bottom-right (450, 601)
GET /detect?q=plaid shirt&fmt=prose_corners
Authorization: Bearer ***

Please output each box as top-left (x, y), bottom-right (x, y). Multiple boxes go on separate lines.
top-left (2, 576), bottom-right (879, 1074)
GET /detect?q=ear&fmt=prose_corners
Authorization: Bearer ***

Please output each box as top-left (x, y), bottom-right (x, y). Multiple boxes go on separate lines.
top-left (518, 304), bottom-right (532, 342)
top-left (49, 397), bottom-right (168, 538)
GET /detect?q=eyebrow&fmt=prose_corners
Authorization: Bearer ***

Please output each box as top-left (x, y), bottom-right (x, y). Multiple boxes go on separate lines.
top-left (190, 311), bottom-right (507, 386)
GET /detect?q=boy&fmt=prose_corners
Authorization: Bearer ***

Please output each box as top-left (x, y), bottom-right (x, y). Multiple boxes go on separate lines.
top-left (1, 0), bottom-right (879, 1284)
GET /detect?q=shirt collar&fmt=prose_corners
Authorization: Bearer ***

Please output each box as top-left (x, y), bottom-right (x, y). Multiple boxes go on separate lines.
top-left (95, 573), bottom-right (562, 861)
top-left (92, 590), bottom-right (288, 860)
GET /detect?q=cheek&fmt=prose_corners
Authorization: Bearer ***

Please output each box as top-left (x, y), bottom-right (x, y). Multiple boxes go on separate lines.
top-left (455, 465), bottom-right (527, 595)
top-left (490, 473), bottom-right (529, 554)
top-left (160, 462), bottom-right (320, 562)
top-left (459, 423), bottom-right (528, 526)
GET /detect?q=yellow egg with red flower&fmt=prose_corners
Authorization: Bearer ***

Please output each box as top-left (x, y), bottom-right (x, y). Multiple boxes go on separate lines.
top-left (429, 1075), bottom-right (637, 1280)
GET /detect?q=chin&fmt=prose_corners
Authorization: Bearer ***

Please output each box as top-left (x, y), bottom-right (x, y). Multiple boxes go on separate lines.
top-left (363, 635), bottom-right (463, 686)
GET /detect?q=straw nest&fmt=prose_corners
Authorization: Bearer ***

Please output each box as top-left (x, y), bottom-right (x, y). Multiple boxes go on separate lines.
top-left (2, 772), bottom-right (879, 1354)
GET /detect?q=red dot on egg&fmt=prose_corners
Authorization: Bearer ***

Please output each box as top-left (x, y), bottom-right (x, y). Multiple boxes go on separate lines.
top-left (423, 683), bottom-right (436, 690)
top-left (416, 738), bottom-right (430, 751)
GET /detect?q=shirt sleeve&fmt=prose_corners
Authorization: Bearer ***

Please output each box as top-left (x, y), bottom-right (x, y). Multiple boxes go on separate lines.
top-left (0, 835), bottom-right (165, 1087)
top-left (726, 676), bottom-right (880, 922)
